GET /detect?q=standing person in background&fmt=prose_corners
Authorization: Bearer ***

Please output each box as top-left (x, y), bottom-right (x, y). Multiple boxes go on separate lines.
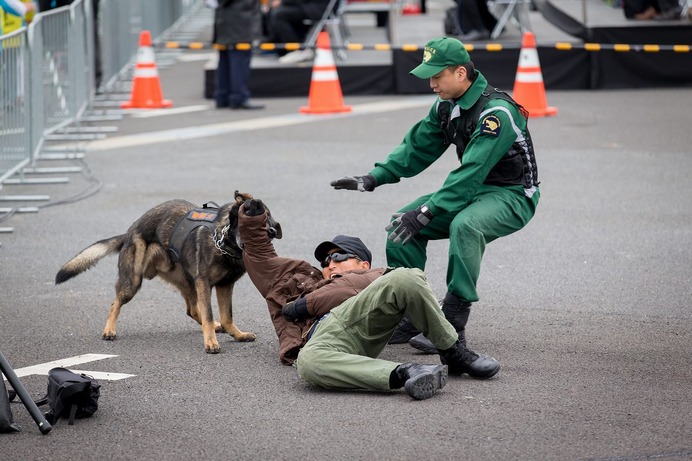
top-left (213, 0), bottom-right (265, 110)
top-left (330, 37), bottom-right (539, 361)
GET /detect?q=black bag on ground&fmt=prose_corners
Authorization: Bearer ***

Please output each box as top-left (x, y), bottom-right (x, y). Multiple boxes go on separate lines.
top-left (44, 367), bottom-right (100, 425)
top-left (1, 377), bottom-right (21, 433)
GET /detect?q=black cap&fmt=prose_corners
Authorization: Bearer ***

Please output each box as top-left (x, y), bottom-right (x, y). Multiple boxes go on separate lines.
top-left (314, 235), bottom-right (372, 265)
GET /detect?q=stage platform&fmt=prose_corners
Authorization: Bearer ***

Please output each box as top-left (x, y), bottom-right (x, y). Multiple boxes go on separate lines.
top-left (200, 0), bottom-right (691, 96)
top-left (538, 0), bottom-right (691, 42)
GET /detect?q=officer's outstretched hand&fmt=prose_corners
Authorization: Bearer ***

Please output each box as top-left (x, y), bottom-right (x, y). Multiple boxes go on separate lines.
top-left (330, 174), bottom-right (377, 192)
top-left (386, 205), bottom-right (434, 245)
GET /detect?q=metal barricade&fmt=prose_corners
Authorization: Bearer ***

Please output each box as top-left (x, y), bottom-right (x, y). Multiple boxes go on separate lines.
top-left (1, 0), bottom-right (95, 183)
top-left (99, 0), bottom-right (198, 93)
top-left (1, 0), bottom-right (199, 236)
top-left (35, 6), bottom-right (82, 134)
top-left (0, 28), bottom-right (32, 184)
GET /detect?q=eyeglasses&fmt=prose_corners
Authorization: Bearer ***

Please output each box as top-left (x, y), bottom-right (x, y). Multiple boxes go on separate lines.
top-left (321, 252), bottom-right (360, 268)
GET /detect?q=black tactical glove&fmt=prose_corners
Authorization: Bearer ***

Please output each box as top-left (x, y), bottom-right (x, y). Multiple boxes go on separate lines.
top-left (282, 297), bottom-right (308, 322)
top-left (243, 199), bottom-right (265, 216)
top-left (385, 205), bottom-right (434, 245)
top-left (330, 174), bottom-right (377, 192)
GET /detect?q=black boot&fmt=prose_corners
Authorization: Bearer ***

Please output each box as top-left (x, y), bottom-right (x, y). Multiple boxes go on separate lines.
top-left (439, 340), bottom-right (500, 379)
top-left (390, 363), bottom-right (448, 400)
top-left (440, 292), bottom-right (471, 332)
top-left (388, 314), bottom-right (420, 344)
top-left (409, 293), bottom-right (470, 354)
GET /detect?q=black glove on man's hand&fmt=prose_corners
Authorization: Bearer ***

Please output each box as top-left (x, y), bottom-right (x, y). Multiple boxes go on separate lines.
top-left (282, 297), bottom-right (309, 322)
top-left (385, 205), bottom-right (434, 245)
top-left (243, 199), bottom-right (265, 217)
top-left (330, 174), bottom-right (377, 192)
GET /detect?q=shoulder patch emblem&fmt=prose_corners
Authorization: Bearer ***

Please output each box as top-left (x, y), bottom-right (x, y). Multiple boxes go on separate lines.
top-left (480, 115), bottom-right (501, 136)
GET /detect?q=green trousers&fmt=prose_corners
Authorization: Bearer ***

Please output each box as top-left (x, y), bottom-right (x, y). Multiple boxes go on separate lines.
top-left (386, 185), bottom-right (540, 303)
top-left (295, 268), bottom-right (458, 391)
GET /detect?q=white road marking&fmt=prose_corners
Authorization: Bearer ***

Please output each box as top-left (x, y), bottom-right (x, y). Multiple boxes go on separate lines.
top-left (61, 370), bottom-right (135, 381)
top-left (8, 353), bottom-right (136, 381)
top-left (122, 104), bottom-right (211, 118)
top-left (87, 97), bottom-right (434, 152)
top-left (176, 52), bottom-right (216, 62)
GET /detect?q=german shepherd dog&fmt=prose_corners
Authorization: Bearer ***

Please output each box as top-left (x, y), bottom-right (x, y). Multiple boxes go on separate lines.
top-left (55, 191), bottom-right (282, 354)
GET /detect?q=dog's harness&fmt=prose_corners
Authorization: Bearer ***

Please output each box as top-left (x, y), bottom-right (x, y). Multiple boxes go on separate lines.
top-left (168, 203), bottom-right (237, 260)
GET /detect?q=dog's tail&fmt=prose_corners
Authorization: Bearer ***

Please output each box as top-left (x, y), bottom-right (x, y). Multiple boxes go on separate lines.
top-left (55, 235), bottom-right (126, 284)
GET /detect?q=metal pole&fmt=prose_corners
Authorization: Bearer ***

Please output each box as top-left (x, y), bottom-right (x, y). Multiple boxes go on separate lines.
top-left (0, 352), bottom-right (52, 434)
top-left (582, 0), bottom-right (588, 26)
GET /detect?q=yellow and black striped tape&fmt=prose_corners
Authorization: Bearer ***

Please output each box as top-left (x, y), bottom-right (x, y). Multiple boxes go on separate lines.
top-left (159, 41), bottom-right (691, 53)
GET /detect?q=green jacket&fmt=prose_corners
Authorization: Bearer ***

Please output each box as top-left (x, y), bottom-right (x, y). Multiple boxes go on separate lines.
top-left (369, 71), bottom-right (536, 216)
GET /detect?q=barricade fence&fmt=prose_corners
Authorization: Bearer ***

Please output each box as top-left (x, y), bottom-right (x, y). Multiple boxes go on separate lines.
top-left (0, 0), bottom-right (198, 188)
top-left (162, 40), bottom-right (692, 52)
top-left (0, 29), bottom-right (30, 184)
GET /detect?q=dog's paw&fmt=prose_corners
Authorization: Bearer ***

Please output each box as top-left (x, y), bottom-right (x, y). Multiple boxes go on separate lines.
top-left (102, 330), bottom-right (117, 341)
top-left (243, 199), bottom-right (265, 217)
top-left (235, 332), bottom-right (257, 342)
top-left (204, 340), bottom-right (221, 354)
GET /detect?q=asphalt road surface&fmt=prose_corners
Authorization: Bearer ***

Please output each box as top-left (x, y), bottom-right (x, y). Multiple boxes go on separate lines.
top-left (1, 53), bottom-right (691, 461)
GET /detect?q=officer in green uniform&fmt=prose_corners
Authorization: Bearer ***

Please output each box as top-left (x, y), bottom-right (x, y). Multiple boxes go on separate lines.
top-left (330, 36), bottom-right (540, 358)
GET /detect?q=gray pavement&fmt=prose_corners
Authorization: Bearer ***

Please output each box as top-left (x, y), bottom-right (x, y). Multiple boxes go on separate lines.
top-left (1, 15), bottom-right (692, 461)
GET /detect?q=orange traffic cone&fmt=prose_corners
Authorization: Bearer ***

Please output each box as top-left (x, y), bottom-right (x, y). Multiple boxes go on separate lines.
top-left (402, 2), bottom-right (422, 14)
top-left (121, 30), bottom-right (172, 109)
top-left (512, 32), bottom-right (556, 118)
top-left (300, 32), bottom-right (351, 114)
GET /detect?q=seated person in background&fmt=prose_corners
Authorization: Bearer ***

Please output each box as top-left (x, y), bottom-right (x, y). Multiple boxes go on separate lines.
top-left (265, 0), bottom-right (331, 63)
top-left (455, 0), bottom-right (498, 41)
top-left (622, 0), bottom-right (682, 19)
top-left (238, 199), bottom-right (500, 401)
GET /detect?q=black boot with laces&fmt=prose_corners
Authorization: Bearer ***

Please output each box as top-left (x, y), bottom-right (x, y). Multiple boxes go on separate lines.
top-left (439, 340), bottom-right (501, 379)
top-left (390, 363), bottom-right (448, 400)
top-left (441, 293), bottom-right (471, 333)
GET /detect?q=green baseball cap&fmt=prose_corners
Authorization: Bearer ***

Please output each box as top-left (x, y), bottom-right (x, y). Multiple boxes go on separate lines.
top-left (410, 37), bottom-right (471, 79)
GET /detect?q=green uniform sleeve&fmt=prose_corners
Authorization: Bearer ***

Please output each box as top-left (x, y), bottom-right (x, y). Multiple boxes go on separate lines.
top-left (368, 102), bottom-right (449, 186)
top-left (426, 100), bottom-right (526, 216)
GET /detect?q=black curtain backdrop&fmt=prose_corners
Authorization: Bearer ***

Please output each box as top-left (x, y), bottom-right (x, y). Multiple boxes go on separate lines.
top-left (209, 23), bottom-right (691, 99)
top-left (393, 47), bottom-right (592, 93)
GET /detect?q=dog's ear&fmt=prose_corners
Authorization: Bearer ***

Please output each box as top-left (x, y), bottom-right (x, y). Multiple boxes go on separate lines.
top-left (234, 191), bottom-right (253, 205)
top-left (228, 203), bottom-right (240, 223)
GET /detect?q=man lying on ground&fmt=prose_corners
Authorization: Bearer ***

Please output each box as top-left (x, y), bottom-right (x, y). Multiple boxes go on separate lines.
top-left (238, 199), bottom-right (500, 400)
